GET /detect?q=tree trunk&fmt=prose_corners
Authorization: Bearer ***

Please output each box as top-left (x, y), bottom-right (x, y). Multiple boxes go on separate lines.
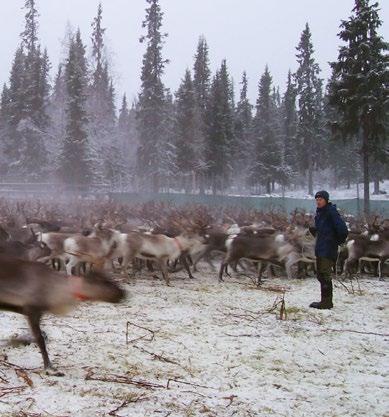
top-left (199, 172), bottom-right (205, 195)
top-left (373, 177), bottom-right (380, 195)
top-left (266, 179), bottom-right (271, 194)
top-left (333, 167), bottom-right (338, 189)
top-left (361, 128), bottom-right (370, 216)
top-left (212, 177), bottom-right (216, 196)
top-left (307, 162), bottom-right (313, 196)
top-left (152, 174), bottom-right (159, 193)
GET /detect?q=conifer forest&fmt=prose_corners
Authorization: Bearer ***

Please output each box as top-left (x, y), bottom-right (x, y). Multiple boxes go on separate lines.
top-left (0, 0), bottom-right (387, 214)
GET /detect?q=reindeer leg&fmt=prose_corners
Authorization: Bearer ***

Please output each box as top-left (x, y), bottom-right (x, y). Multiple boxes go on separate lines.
top-left (159, 258), bottom-right (170, 286)
top-left (146, 260), bottom-right (154, 272)
top-left (285, 257), bottom-right (298, 279)
top-left (225, 263), bottom-right (232, 278)
top-left (219, 260), bottom-right (227, 282)
top-left (65, 256), bottom-right (77, 275)
top-left (378, 259), bottom-right (383, 281)
top-left (54, 258), bottom-right (62, 271)
top-left (120, 256), bottom-right (129, 275)
top-left (257, 261), bottom-right (266, 286)
top-left (180, 254), bottom-right (194, 279)
top-left (297, 261), bottom-right (304, 279)
top-left (25, 309), bottom-right (56, 374)
top-left (193, 247), bottom-right (214, 272)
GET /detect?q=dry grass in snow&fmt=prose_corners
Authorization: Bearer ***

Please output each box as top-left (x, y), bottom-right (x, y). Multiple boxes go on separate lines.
top-left (0, 266), bottom-right (388, 417)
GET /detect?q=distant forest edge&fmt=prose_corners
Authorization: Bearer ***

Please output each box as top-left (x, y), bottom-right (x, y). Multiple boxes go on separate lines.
top-left (0, 0), bottom-right (387, 216)
top-left (0, 185), bottom-right (387, 216)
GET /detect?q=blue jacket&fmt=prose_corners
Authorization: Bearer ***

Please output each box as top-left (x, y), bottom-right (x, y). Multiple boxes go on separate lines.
top-left (314, 203), bottom-right (348, 260)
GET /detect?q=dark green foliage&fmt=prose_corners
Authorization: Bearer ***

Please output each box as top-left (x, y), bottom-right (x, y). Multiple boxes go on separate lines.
top-left (281, 70), bottom-right (298, 177)
top-left (294, 23), bottom-right (323, 195)
top-left (233, 71), bottom-right (253, 186)
top-left (58, 30), bottom-right (92, 185)
top-left (250, 66), bottom-right (282, 194)
top-left (328, 0), bottom-right (389, 213)
top-left (88, 3), bottom-right (117, 182)
top-left (174, 69), bottom-right (201, 192)
top-left (0, 0), bottom-right (49, 180)
top-left (192, 36), bottom-right (211, 192)
top-left (136, 0), bottom-right (170, 192)
top-left (205, 60), bottom-right (234, 194)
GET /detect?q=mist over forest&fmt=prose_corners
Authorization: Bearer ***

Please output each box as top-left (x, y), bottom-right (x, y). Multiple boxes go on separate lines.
top-left (0, 0), bottom-right (387, 214)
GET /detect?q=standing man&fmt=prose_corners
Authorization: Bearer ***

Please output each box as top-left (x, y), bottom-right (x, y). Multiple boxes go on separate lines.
top-left (309, 190), bottom-right (348, 309)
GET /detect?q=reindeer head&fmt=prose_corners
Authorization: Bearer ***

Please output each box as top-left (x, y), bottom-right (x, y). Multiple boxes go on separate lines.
top-left (80, 271), bottom-right (126, 304)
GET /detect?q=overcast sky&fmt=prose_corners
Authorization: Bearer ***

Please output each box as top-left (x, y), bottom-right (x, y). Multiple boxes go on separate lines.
top-left (1, 0), bottom-right (388, 105)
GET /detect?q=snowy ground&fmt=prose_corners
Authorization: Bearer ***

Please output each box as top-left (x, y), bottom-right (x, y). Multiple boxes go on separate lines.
top-left (0, 265), bottom-right (388, 417)
top-left (240, 180), bottom-right (389, 200)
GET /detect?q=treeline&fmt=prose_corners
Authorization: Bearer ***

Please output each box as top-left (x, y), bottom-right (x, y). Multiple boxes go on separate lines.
top-left (0, 0), bottom-right (387, 210)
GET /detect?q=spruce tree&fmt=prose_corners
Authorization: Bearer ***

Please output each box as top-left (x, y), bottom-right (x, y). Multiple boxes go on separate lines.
top-left (281, 70), bottom-right (298, 181)
top-left (117, 95), bottom-right (138, 187)
top-left (328, 0), bottom-right (389, 214)
top-left (3, 48), bottom-right (26, 168)
top-left (271, 85), bottom-right (286, 190)
top-left (251, 66), bottom-right (282, 194)
top-left (0, 0), bottom-right (50, 180)
top-left (0, 85), bottom-right (12, 175)
top-left (118, 94), bottom-right (130, 144)
top-left (47, 64), bottom-right (67, 160)
top-left (88, 3), bottom-right (117, 182)
top-left (158, 89), bottom-right (177, 191)
top-left (324, 72), bottom-right (360, 189)
top-left (20, 0), bottom-right (39, 52)
top-left (233, 71), bottom-right (253, 188)
top-left (205, 60), bottom-right (234, 194)
top-left (58, 30), bottom-right (92, 186)
top-left (193, 36), bottom-right (211, 193)
top-left (136, 0), bottom-right (169, 192)
top-left (175, 69), bottom-right (200, 192)
top-left (294, 23), bottom-right (323, 195)
top-left (193, 36), bottom-right (211, 122)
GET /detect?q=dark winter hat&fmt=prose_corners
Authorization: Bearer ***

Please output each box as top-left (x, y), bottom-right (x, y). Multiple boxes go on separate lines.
top-left (315, 190), bottom-right (329, 202)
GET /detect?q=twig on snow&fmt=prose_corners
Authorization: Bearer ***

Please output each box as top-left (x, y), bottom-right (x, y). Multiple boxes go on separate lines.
top-left (108, 394), bottom-right (149, 416)
top-left (132, 345), bottom-right (194, 376)
top-left (0, 386), bottom-right (27, 399)
top-left (223, 394), bottom-right (238, 407)
top-left (320, 328), bottom-right (389, 337)
top-left (166, 378), bottom-right (217, 390)
top-left (126, 321), bottom-right (157, 344)
top-left (85, 369), bottom-right (165, 389)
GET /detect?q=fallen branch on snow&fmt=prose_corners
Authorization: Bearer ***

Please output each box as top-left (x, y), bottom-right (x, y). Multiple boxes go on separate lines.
top-left (126, 321), bottom-right (157, 344)
top-left (320, 328), bottom-right (388, 337)
top-left (132, 345), bottom-right (194, 376)
top-left (108, 394), bottom-right (149, 416)
top-left (0, 386), bottom-right (27, 399)
top-left (85, 369), bottom-right (165, 389)
top-left (166, 378), bottom-right (217, 390)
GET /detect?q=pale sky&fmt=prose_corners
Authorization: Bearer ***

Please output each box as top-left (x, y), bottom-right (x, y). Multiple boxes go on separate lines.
top-left (1, 0), bottom-right (388, 105)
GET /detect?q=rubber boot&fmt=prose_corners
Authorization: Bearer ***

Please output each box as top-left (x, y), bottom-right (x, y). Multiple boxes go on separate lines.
top-left (309, 280), bottom-right (333, 309)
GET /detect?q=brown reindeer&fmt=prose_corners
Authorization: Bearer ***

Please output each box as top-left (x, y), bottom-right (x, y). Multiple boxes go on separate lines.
top-left (63, 225), bottom-right (121, 275)
top-left (0, 256), bottom-right (125, 372)
top-left (117, 229), bottom-right (205, 285)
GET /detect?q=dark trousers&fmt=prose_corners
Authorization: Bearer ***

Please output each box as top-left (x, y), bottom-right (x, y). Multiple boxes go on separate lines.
top-left (316, 257), bottom-right (334, 282)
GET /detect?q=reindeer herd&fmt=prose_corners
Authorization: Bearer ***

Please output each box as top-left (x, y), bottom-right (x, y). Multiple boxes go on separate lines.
top-left (0, 199), bottom-right (387, 372)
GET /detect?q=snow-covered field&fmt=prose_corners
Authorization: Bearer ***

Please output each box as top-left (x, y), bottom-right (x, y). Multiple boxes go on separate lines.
top-left (0, 267), bottom-right (388, 417)
top-left (249, 180), bottom-right (389, 200)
